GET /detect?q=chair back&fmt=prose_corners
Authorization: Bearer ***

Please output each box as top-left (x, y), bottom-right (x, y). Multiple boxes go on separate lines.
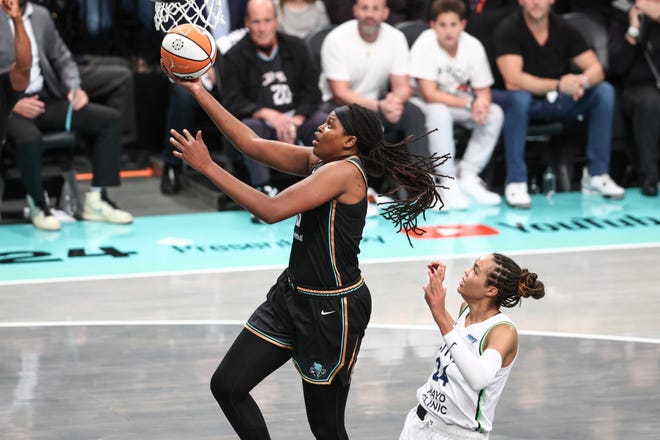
top-left (305, 24), bottom-right (336, 71)
top-left (395, 20), bottom-right (429, 48)
top-left (562, 12), bottom-right (609, 72)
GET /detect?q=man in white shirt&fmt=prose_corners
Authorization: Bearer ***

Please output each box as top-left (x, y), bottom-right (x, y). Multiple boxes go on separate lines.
top-left (320, 0), bottom-right (429, 195)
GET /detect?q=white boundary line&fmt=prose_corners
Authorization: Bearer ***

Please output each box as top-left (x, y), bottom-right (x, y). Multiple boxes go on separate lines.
top-left (0, 319), bottom-right (658, 345)
top-left (1, 241), bottom-right (658, 286)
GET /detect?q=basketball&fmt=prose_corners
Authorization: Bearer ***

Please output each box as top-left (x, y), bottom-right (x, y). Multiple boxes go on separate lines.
top-left (160, 24), bottom-right (217, 80)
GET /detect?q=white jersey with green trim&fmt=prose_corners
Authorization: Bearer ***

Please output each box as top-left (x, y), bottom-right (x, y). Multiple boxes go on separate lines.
top-left (415, 307), bottom-right (516, 433)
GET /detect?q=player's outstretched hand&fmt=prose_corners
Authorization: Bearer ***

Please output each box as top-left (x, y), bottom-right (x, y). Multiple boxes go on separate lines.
top-left (424, 261), bottom-right (448, 311)
top-left (169, 128), bottom-right (213, 174)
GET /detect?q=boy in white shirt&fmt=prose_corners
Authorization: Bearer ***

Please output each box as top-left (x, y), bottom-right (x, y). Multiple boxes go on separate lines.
top-left (410, 0), bottom-right (503, 210)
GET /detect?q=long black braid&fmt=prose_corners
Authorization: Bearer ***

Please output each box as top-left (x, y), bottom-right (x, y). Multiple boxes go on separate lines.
top-left (335, 104), bottom-right (449, 243)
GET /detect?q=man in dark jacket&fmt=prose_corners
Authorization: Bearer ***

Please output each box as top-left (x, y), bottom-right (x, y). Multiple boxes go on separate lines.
top-left (609, 0), bottom-right (660, 197)
top-left (220, 0), bottom-right (327, 196)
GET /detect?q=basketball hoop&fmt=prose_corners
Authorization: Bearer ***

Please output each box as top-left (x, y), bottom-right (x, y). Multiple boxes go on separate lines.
top-left (152, 0), bottom-right (225, 33)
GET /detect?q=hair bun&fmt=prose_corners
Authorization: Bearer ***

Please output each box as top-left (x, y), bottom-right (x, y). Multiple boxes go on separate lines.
top-left (518, 269), bottom-right (545, 300)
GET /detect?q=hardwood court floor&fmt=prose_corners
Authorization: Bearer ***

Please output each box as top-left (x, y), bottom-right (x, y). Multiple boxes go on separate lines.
top-left (1, 176), bottom-right (659, 439)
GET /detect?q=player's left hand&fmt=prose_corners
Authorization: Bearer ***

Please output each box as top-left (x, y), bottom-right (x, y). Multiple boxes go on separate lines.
top-left (169, 128), bottom-right (213, 174)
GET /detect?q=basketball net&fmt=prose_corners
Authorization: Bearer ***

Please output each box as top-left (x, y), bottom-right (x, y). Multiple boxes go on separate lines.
top-left (153, 0), bottom-right (225, 33)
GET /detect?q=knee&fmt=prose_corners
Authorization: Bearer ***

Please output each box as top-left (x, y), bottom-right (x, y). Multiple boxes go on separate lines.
top-left (209, 367), bottom-right (232, 406)
top-left (404, 101), bottom-right (424, 118)
top-left (402, 101), bottom-right (426, 126)
top-left (591, 81), bottom-right (615, 106)
top-left (308, 417), bottom-right (345, 440)
top-left (506, 90), bottom-right (533, 116)
top-left (242, 118), bottom-right (265, 132)
top-left (488, 103), bottom-right (504, 126)
top-left (310, 110), bottom-right (328, 126)
top-left (635, 89), bottom-right (660, 114)
top-left (424, 103), bottom-right (452, 126)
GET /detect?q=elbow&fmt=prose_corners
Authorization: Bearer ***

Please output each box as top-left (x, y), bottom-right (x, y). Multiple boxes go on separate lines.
top-left (503, 80), bottom-right (520, 91)
top-left (594, 67), bottom-right (605, 84)
top-left (259, 215), bottom-right (279, 225)
top-left (256, 205), bottom-right (289, 224)
top-left (466, 378), bottom-right (490, 392)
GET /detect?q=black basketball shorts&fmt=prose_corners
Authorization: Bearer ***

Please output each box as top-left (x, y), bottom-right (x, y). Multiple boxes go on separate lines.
top-left (245, 270), bottom-right (372, 385)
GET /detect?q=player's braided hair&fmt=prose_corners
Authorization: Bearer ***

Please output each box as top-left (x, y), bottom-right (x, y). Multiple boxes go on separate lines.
top-left (336, 104), bottom-right (448, 242)
top-left (487, 253), bottom-right (545, 308)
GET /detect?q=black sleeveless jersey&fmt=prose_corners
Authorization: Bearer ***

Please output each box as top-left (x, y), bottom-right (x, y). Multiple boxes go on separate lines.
top-left (288, 156), bottom-right (367, 290)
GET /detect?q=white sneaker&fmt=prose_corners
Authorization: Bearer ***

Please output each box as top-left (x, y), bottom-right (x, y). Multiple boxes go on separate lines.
top-left (581, 168), bottom-right (625, 199)
top-left (26, 195), bottom-right (61, 231)
top-left (366, 187), bottom-right (395, 217)
top-left (458, 175), bottom-right (501, 206)
top-left (436, 180), bottom-right (469, 211)
top-left (251, 185), bottom-right (279, 223)
top-left (82, 190), bottom-right (133, 224)
top-left (505, 182), bottom-right (531, 209)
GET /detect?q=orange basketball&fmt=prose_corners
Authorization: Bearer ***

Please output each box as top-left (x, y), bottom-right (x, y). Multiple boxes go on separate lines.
top-left (160, 24), bottom-right (217, 79)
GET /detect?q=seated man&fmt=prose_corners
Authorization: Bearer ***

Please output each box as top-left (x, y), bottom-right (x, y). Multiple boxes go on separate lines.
top-left (492, 0), bottom-right (624, 208)
top-left (219, 0), bottom-right (327, 204)
top-left (320, 0), bottom-right (429, 196)
top-left (0, 0), bottom-right (132, 230)
top-left (1, 0), bottom-right (30, 146)
top-left (608, 0), bottom-right (660, 197)
top-left (410, 0), bottom-right (503, 210)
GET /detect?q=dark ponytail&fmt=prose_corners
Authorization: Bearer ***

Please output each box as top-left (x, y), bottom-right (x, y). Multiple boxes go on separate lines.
top-left (338, 104), bottom-right (449, 241)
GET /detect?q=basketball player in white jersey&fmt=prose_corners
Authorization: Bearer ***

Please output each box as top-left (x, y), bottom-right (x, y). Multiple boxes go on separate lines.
top-left (400, 254), bottom-right (545, 439)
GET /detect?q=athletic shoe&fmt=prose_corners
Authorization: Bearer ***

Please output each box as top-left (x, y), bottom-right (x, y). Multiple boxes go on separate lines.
top-left (82, 190), bottom-right (133, 224)
top-left (160, 163), bottom-right (182, 195)
top-left (458, 175), bottom-right (501, 206)
top-left (27, 194), bottom-right (61, 231)
top-left (436, 181), bottom-right (469, 211)
top-left (581, 168), bottom-right (625, 199)
top-left (251, 185), bottom-right (279, 224)
top-left (366, 187), bottom-right (395, 217)
top-left (504, 182), bottom-right (531, 209)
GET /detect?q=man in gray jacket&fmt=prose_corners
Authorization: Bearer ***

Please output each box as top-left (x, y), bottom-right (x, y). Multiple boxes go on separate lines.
top-left (0, 0), bottom-right (132, 231)
top-left (0, 0), bottom-right (30, 145)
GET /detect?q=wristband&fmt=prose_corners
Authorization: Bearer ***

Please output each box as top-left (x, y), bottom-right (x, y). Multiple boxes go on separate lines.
top-left (626, 26), bottom-right (640, 39)
top-left (465, 96), bottom-right (474, 111)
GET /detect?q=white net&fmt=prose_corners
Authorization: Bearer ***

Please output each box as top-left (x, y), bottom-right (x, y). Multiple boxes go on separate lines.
top-left (153, 0), bottom-right (225, 33)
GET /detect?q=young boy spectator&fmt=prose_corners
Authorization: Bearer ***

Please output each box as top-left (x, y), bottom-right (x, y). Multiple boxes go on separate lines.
top-left (410, 0), bottom-right (503, 210)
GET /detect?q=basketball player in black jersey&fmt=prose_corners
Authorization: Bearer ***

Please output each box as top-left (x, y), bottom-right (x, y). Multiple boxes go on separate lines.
top-left (163, 58), bottom-right (447, 438)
